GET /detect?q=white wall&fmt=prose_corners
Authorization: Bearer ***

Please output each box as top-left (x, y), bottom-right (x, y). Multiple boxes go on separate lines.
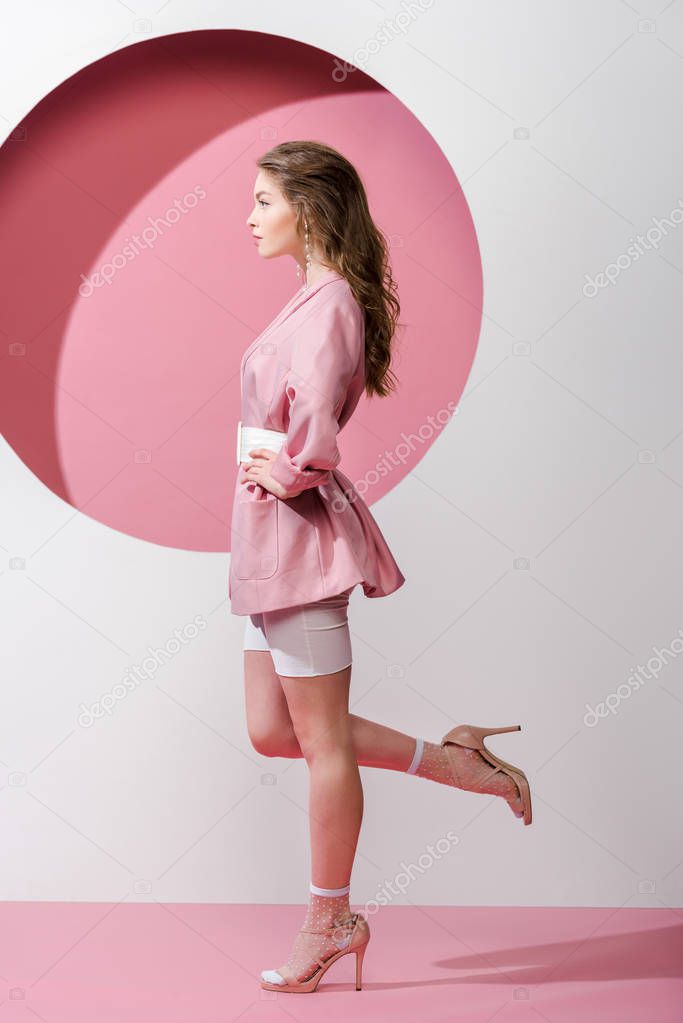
top-left (1, 0), bottom-right (682, 910)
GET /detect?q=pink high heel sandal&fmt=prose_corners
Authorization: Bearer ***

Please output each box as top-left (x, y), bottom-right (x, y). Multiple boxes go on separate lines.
top-left (260, 912), bottom-right (371, 993)
top-left (441, 723), bottom-right (533, 825)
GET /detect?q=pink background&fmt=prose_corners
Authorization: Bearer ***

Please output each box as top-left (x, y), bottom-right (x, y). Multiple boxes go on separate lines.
top-left (0, 30), bottom-right (482, 551)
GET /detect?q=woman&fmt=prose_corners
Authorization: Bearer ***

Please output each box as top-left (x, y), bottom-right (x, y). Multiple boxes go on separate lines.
top-left (230, 141), bottom-right (532, 994)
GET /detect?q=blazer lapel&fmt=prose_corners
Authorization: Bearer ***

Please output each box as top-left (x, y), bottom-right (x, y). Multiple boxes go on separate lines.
top-left (240, 270), bottom-right (343, 373)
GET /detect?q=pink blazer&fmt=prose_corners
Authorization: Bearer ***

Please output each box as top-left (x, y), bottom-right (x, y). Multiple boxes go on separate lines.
top-left (229, 269), bottom-right (405, 615)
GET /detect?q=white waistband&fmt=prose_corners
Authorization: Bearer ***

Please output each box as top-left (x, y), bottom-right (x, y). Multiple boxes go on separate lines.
top-left (236, 420), bottom-right (286, 465)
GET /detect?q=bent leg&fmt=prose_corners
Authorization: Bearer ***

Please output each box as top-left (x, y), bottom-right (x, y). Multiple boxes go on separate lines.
top-left (251, 589), bottom-right (417, 772)
top-left (243, 637), bottom-right (300, 758)
top-left (245, 648), bottom-right (420, 769)
top-left (242, 602), bottom-right (429, 777)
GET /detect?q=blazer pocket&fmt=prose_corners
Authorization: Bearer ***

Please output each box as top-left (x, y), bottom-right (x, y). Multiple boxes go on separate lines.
top-left (232, 490), bottom-right (279, 580)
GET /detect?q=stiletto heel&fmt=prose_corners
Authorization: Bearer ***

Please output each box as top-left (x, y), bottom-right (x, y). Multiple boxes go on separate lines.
top-left (260, 912), bottom-right (371, 993)
top-left (355, 940), bottom-right (367, 990)
top-left (440, 723), bottom-right (533, 825)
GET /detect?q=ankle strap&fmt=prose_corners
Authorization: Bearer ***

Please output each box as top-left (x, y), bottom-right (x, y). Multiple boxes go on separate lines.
top-left (299, 913), bottom-right (360, 935)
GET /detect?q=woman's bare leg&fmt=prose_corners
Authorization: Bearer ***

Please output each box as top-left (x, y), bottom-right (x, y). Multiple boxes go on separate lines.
top-left (258, 663), bottom-right (363, 986)
top-left (244, 649), bottom-right (416, 770)
top-left (278, 663), bottom-right (361, 887)
top-left (244, 650), bottom-right (524, 817)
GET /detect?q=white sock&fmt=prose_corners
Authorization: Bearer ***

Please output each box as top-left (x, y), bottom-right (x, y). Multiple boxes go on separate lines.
top-left (405, 737), bottom-right (424, 774)
top-left (309, 881), bottom-right (351, 896)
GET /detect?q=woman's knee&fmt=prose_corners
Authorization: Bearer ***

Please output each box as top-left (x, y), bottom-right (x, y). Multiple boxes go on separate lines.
top-left (248, 722), bottom-right (301, 758)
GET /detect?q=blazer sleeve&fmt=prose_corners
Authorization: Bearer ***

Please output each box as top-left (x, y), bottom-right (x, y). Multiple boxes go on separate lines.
top-left (268, 295), bottom-right (363, 499)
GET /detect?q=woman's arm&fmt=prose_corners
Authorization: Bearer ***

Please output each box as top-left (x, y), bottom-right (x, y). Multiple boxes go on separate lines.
top-left (266, 297), bottom-right (362, 499)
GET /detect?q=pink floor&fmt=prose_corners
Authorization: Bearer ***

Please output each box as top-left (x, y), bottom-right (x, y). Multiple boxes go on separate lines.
top-left (5, 902), bottom-right (682, 1021)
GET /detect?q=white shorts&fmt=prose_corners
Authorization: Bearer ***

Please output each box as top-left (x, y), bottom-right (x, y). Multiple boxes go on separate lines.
top-left (243, 586), bottom-right (355, 677)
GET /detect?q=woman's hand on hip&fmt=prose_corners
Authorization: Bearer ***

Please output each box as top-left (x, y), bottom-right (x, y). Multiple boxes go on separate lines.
top-left (241, 448), bottom-right (289, 499)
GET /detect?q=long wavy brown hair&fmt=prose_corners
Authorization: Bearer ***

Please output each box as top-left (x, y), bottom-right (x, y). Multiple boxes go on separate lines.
top-left (256, 140), bottom-right (401, 398)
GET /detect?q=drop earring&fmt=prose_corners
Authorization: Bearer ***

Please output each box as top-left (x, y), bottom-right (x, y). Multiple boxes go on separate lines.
top-left (296, 218), bottom-right (313, 289)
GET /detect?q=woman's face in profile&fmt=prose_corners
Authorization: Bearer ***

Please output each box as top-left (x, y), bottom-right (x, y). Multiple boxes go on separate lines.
top-left (247, 171), bottom-right (298, 260)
